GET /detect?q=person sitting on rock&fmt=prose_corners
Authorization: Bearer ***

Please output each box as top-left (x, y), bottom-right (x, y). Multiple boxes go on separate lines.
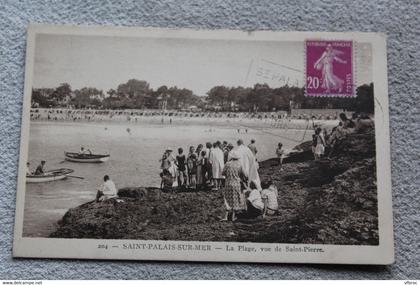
top-left (313, 128), bottom-right (326, 160)
top-left (187, 151), bottom-right (197, 190)
top-left (97, 175), bottom-right (118, 202)
top-left (276, 142), bottom-right (285, 170)
top-left (261, 181), bottom-right (279, 216)
top-left (175, 147), bottom-right (187, 188)
top-left (339, 112), bottom-right (355, 130)
top-left (243, 182), bottom-right (264, 219)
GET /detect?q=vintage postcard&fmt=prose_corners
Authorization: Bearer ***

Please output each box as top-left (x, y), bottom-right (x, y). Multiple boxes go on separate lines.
top-left (13, 24), bottom-right (394, 264)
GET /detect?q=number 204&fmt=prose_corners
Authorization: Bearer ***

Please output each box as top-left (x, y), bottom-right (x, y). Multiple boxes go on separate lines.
top-left (307, 76), bottom-right (320, 89)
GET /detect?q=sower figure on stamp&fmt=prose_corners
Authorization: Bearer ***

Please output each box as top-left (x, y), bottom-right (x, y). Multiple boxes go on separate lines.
top-left (314, 44), bottom-right (347, 93)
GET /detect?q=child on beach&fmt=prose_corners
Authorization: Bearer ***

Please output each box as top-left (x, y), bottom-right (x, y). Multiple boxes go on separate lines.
top-left (204, 142), bottom-right (213, 185)
top-left (176, 148), bottom-right (187, 188)
top-left (261, 181), bottom-right (279, 216)
top-left (199, 150), bottom-right (208, 188)
top-left (276, 143), bottom-right (285, 170)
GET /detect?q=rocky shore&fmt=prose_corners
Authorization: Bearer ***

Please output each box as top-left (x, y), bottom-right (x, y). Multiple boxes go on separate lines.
top-left (50, 130), bottom-right (379, 245)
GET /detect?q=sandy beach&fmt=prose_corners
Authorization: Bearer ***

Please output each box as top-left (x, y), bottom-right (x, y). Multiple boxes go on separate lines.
top-left (30, 108), bottom-right (340, 130)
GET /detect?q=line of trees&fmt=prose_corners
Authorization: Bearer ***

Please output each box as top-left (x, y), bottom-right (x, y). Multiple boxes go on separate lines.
top-left (32, 79), bottom-right (203, 110)
top-left (207, 83), bottom-right (374, 113)
top-left (32, 79), bottom-right (374, 113)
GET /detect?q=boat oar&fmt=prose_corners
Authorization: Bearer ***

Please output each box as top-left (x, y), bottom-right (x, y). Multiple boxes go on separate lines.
top-left (67, 175), bottom-right (84, 179)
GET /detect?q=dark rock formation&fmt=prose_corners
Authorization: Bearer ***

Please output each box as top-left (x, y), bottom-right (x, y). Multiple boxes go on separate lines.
top-left (50, 130), bottom-right (379, 245)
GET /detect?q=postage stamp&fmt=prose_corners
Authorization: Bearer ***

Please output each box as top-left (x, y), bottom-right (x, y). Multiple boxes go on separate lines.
top-left (305, 40), bottom-right (354, 97)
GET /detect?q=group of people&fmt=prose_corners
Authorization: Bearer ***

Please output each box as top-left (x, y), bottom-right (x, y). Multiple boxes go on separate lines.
top-left (159, 139), bottom-right (260, 191)
top-left (158, 138), bottom-right (283, 221)
top-left (220, 155), bottom-right (279, 221)
top-left (311, 112), bottom-right (374, 160)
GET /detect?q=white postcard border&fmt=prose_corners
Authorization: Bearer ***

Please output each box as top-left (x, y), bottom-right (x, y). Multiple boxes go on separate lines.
top-left (13, 24), bottom-right (394, 264)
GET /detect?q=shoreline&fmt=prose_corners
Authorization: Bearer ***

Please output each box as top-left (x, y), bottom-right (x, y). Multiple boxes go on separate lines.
top-left (49, 129), bottom-right (379, 245)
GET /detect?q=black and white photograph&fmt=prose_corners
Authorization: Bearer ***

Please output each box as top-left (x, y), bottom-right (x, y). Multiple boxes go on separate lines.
top-left (13, 25), bottom-right (393, 264)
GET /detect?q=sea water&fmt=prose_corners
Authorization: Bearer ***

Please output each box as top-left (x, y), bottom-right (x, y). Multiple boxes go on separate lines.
top-left (23, 121), bottom-right (313, 237)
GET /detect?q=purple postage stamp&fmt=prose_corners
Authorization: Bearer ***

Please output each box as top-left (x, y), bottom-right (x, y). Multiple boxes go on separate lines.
top-left (305, 40), bottom-right (354, 97)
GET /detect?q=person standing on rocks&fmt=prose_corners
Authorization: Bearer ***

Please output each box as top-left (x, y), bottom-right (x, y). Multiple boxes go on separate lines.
top-left (224, 143), bottom-right (234, 163)
top-left (276, 142), bottom-right (285, 170)
top-left (176, 147), bottom-right (187, 188)
top-left (221, 150), bottom-right (246, 221)
top-left (209, 141), bottom-right (225, 191)
top-left (166, 148), bottom-right (177, 180)
top-left (187, 146), bottom-right (196, 188)
top-left (187, 152), bottom-right (197, 190)
top-left (196, 150), bottom-right (206, 188)
top-left (236, 139), bottom-right (261, 190)
top-left (159, 149), bottom-right (170, 171)
top-left (195, 144), bottom-right (203, 157)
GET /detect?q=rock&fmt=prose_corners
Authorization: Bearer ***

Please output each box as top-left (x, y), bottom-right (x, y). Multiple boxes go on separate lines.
top-left (118, 187), bottom-right (161, 201)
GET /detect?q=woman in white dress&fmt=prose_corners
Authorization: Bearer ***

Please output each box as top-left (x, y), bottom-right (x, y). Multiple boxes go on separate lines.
top-left (209, 141), bottom-right (225, 190)
top-left (314, 127), bottom-right (326, 160)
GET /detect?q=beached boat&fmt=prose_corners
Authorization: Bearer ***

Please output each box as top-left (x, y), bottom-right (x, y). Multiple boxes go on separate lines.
top-left (26, 168), bottom-right (74, 183)
top-left (64, 152), bottom-right (110, 163)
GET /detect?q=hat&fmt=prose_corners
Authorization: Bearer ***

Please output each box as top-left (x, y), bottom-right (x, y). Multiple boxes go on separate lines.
top-left (229, 150), bottom-right (240, 160)
top-left (166, 147), bottom-right (173, 152)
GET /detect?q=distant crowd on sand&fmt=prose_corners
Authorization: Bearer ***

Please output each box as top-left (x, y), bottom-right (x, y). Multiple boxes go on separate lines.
top-left (93, 111), bottom-right (374, 222)
top-left (30, 108), bottom-right (346, 123)
top-left (155, 111), bottom-right (374, 221)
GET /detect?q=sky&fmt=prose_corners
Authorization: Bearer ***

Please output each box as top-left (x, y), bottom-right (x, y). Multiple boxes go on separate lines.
top-left (33, 34), bottom-right (372, 96)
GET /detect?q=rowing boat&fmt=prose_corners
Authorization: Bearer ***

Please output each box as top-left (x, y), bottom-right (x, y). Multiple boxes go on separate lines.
top-left (64, 152), bottom-right (110, 163)
top-left (26, 168), bottom-right (74, 183)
